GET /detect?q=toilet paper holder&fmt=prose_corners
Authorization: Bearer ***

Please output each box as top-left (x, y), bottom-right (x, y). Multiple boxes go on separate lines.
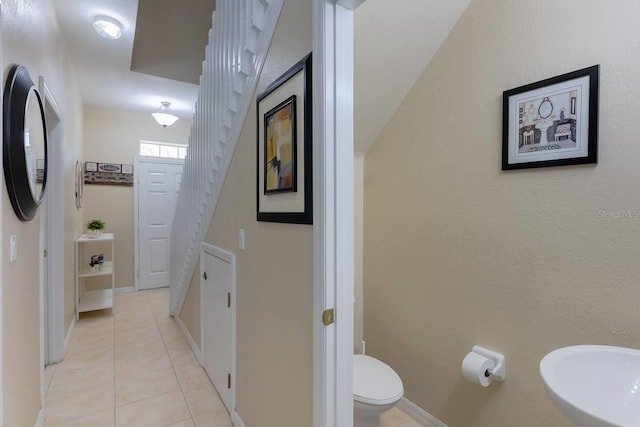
top-left (471, 345), bottom-right (506, 382)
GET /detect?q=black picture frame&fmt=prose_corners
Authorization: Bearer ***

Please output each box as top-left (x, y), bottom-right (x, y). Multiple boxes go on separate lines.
top-left (256, 53), bottom-right (312, 224)
top-left (502, 65), bottom-right (599, 170)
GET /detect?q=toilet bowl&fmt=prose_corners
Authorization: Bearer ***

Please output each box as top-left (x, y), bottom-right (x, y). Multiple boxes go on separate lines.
top-left (353, 354), bottom-right (404, 427)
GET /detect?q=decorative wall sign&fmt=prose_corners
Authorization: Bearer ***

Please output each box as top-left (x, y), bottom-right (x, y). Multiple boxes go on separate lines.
top-left (502, 65), bottom-right (599, 170)
top-left (256, 53), bottom-right (312, 224)
top-left (98, 163), bottom-right (122, 173)
top-left (84, 161), bottom-right (133, 186)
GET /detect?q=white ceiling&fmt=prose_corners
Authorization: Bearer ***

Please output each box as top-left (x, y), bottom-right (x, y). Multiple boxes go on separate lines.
top-left (52, 0), bottom-right (211, 119)
top-left (53, 0), bottom-right (470, 152)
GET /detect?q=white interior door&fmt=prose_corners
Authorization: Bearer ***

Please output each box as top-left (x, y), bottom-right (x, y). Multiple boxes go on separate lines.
top-left (201, 243), bottom-right (235, 414)
top-left (136, 159), bottom-right (183, 290)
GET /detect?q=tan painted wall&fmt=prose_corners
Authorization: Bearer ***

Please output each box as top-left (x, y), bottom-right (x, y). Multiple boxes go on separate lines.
top-left (354, 153), bottom-right (364, 352)
top-left (2, 0), bottom-right (84, 425)
top-left (82, 105), bottom-right (191, 287)
top-left (179, 1), bottom-right (313, 425)
top-left (363, 1), bottom-right (640, 426)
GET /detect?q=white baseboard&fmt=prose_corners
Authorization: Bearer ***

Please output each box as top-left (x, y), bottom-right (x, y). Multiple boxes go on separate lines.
top-left (231, 411), bottom-right (246, 427)
top-left (397, 398), bottom-right (448, 427)
top-left (114, 286), bottom-right (135, 294)
top-left (63, 316), bottom-right (76, 354)
top-left (174, 315), bottom-right (202, 365)
top-left (230, 402), bottom-right (441, 427)
top-left (35, 407), bottom-right (45, 427)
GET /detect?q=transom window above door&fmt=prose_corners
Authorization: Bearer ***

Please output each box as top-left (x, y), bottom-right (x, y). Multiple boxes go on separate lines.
top-left (140, 140), bottom-right (188, 160)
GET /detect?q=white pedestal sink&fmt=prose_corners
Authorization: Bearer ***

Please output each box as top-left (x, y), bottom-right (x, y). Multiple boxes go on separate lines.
top-left (540, 345), bottom-right (640, 427)
top-left (535, 121), bottom-right (553, 146)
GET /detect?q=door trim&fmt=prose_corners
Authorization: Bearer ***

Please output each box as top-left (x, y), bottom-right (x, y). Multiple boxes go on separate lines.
top-left (0, 3), bottom-right (4, 424)
top-left (313, 1), bottom-right (360, 425)
top-left (134, 156), bottom-right (184, 291)
top-left (38, 77), bottom-right (64, 365)
top-left (38, 76), bottom-right (64, 421)
top-left (200, 242), bottom-right (236, 416)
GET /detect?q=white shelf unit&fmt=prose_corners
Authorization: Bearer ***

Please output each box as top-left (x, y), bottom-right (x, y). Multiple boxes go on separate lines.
top-left (75, 233), bottom-right (115, 319)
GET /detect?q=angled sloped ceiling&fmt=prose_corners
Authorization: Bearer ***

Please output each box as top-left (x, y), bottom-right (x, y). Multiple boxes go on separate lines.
top-left (354, 0), bottom-right (471, 153)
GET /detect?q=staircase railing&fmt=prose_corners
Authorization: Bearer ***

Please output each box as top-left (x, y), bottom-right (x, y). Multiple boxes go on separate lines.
top-left (169, 0), bottom-right (284, 316)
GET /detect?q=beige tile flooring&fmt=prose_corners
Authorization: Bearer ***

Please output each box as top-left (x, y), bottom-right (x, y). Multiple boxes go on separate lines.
top-left (43, 288), bottom-right (231, 427)
top-left (380, 407), bottom-right (422, 427)
top-left (43, 288), bottom-right (420, 427)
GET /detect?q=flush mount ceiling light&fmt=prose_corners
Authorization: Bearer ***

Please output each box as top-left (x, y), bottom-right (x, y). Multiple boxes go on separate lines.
top-left (152, 102), bottom-right (179, 128)
top-left (92, 16), bottom-right (122, 40)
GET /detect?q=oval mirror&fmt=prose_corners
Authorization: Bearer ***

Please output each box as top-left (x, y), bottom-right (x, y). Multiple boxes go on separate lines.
top-left (3, 65), bottom-right (48, 221)
top-left (538, 97), bottom-right (554, 120)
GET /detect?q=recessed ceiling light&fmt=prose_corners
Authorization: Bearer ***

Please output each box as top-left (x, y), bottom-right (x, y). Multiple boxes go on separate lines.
top-left (93, 16), bottom-right (122, 40)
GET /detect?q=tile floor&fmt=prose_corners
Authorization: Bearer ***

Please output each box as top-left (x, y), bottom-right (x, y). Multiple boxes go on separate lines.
top-left (43, 288), bottom-right (231, 427)
top-left (380, 408), bottom-right (422, 427)
top-left (43, 288), bottom-right (420, 427)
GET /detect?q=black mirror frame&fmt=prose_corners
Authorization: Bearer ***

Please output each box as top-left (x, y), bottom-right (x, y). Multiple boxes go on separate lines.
top-left (3, 64), bottom-right (48, 222)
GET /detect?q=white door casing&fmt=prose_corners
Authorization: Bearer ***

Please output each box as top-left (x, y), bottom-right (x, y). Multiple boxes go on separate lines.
top-left (313, 1), bottom-right (360, 426)
top-left (38, 76), bottom-right (64, 422)
top-left (200, 243), bottom-right (236, 414)
top-left (0, 0), bottom-right (5, 427)
top-left (39, 192), bottom-right (48, 410)
top-left (135, 158), bottom-right (183, 290)
top-left (38, 77), bottom-right (65, 365)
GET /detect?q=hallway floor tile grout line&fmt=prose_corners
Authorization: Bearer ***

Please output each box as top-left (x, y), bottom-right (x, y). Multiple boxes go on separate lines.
top-left (43, 288), bottom-right (231, 427)
top-left (42, 287), bottom-right (419, 427)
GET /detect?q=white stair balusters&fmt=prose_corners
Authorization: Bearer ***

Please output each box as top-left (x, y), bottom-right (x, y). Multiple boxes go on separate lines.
top-left (169, 0), bottom-right (284, 316)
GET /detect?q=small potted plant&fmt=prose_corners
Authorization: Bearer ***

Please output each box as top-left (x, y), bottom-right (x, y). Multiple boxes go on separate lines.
top-left (87, 219), bottom-right (105, 238)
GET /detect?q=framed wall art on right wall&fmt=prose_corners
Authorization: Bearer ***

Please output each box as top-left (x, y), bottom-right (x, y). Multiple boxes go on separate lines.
top-left (502, 65), bottom-right (599, 170)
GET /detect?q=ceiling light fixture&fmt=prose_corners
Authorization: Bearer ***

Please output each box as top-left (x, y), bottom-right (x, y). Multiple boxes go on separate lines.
top-left (93, 16), bottom-right (122, 40)
top-left (152, 102), bottom-right (179, 128)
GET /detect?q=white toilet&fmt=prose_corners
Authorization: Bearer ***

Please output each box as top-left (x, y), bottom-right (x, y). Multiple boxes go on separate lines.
top-left (353, 354), bottom-right (404, 427)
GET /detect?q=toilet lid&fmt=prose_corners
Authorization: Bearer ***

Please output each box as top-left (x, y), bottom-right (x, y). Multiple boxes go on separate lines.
top-left (353, 355), bottom-right (404, 405)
